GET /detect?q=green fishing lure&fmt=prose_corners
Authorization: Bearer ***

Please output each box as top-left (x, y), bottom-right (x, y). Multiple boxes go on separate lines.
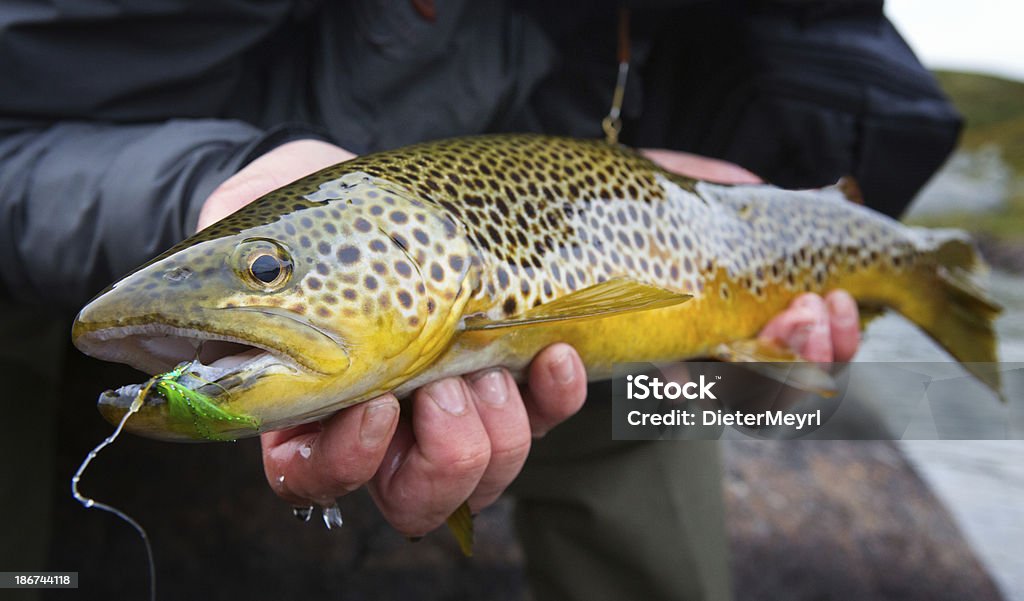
top-left (137, 363), bottom-right (259, 440)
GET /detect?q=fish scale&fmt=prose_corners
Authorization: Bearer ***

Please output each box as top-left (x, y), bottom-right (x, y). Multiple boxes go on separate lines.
top-left (73, 134), bottom-right (1001, 443)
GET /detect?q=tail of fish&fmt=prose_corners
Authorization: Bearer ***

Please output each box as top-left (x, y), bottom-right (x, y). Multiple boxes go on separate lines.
top-left (899, 228), bottom-right (1002, 398)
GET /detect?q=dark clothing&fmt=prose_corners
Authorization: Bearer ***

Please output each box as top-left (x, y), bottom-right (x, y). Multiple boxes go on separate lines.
top-left (0, 0), bottom-right (958, 308)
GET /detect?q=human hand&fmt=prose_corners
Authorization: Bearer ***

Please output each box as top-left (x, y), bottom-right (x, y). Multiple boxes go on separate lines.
top-left (262, 344), bottom-right (587, 536)
top-left (197, 140), bottom-right (587, 537)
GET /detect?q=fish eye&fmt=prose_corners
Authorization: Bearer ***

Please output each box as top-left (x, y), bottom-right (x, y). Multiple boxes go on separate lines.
top-left (235, 239), bottom-right (293, 290)
top-left (249, 254), bottom-right (283, 284)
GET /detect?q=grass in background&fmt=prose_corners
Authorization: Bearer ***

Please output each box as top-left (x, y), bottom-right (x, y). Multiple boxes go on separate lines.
top-left (907, 71), bottom-right (1024, 241)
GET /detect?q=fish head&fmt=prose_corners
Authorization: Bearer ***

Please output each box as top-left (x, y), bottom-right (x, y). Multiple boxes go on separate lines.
top-left (73, 172), bottom-right (477, 440)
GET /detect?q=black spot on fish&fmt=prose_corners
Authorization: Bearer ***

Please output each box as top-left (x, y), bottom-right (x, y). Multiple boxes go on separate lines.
top-left (397, 290), bottom-right (413, 308)
top-left (337, 246), bottom-right (361, 264)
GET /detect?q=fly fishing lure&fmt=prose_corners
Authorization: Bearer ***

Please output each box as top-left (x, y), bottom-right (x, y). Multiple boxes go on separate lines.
top-left (141, 362), bottom-right (259, 441)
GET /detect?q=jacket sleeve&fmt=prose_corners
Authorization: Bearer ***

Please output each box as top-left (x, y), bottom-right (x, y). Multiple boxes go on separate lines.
top-left (0, 120), bottom-right (271, 308)
top-left (0, 1), bottom-right (324, 308)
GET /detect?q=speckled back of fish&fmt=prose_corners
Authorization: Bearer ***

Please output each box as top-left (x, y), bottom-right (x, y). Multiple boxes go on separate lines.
top-left (74, 134), bottom-right (1002, 441)
top-left (193, 135), bottom-right (933, 322)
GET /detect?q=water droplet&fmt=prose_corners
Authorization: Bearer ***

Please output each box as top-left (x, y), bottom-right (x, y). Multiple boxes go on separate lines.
top-left (292, 506), bottom-right (314, 522)
top-left (321, 503), bottom-right (343, 530)
top-left (299, 444), bottom-right (312, 459)
top-left (277, 475), bottom-right (285, 484)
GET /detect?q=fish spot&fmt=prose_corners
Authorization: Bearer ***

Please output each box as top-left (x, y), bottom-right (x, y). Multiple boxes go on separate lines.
top-left (397, 290), bottom-right (413, 308)
top-left (337, 246), bottom-right (361, 264)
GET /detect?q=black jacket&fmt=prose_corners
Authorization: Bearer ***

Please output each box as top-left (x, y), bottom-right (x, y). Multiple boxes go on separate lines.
top-left (0, 0), bottom-right (960, 307)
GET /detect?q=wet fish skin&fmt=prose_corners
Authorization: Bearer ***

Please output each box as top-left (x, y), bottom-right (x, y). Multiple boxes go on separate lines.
top-left (72, 134), bottom-right (1001, 441)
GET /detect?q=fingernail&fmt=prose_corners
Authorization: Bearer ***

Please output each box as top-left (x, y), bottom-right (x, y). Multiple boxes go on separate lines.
top-left (548, 346), bottom-right (576, 385)
top-left (786, 324), bottom-right (812, 352)
top-left (469, 370), bottom-right (508, 406)
top-left (827, 291), bottom-right (857, 326)
top-left (360, 398), bottom-right (398, 447)
top-left (794, 294), bottom-right (823, 310)
top-left (425, 379), bottom-right (467, 415)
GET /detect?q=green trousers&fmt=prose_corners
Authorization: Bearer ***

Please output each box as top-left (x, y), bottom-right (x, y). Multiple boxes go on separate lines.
top-left (512, 386), bottom-right (732, 601)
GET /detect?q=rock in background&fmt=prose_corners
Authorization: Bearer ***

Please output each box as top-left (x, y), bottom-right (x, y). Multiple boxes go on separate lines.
top-left (723, 440), bottom-right (1003, 601)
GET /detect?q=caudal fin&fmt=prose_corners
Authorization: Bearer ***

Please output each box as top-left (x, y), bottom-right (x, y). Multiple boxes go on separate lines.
top-left (905, 229), bottom-right (1003, 399)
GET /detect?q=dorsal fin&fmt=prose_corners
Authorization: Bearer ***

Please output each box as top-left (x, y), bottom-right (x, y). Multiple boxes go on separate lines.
top-left (836, 176), bottom-right (864, 205)
top-left (463, 278), bottom-right (691, 331)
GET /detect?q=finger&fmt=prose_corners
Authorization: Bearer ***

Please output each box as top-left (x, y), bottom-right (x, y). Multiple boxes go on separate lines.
top-left (261, 394), bottom-right (399, 506)
top-left (641, 148), bottom-right (762, 184)
top-left (522, 343), bottom-right (587, 437)
top-left (197, 140), bottom-right (355, 229)
top-left (826, 289), bottom-right (861, 362)
top-left (370, 378), bottom-right (491, 536)
top-left (464, 369), bottom-right (532, 510)
top-left (758, 293), bottom-right (833, 362)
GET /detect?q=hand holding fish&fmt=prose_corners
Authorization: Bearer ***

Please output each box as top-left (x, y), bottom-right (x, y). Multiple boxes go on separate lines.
top-left (194, 140), bottom-right (860, 539)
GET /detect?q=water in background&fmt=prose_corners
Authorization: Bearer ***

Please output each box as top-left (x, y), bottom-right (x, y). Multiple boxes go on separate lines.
top-left (859, 270), bottom-right (1024, 601)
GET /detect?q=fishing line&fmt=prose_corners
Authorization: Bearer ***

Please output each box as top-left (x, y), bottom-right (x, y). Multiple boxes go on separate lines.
top-left (71, 394), bottom-right (157, 601)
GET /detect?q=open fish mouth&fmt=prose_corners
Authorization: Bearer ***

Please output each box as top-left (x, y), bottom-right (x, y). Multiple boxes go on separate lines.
top-left (73, 323), bottom-right (300, 411)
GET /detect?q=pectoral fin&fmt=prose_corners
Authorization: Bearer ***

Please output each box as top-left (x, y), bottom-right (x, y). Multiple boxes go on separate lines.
top-left (463, 278), bottom-right (691, 331)
top-left (714, 339), bottom-right (838, 397)
top-left (446, 501), bottom-right (474, 557)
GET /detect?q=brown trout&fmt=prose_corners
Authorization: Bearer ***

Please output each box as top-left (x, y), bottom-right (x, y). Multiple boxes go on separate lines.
top-left (72, 134), bottom-right (1002, 442)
